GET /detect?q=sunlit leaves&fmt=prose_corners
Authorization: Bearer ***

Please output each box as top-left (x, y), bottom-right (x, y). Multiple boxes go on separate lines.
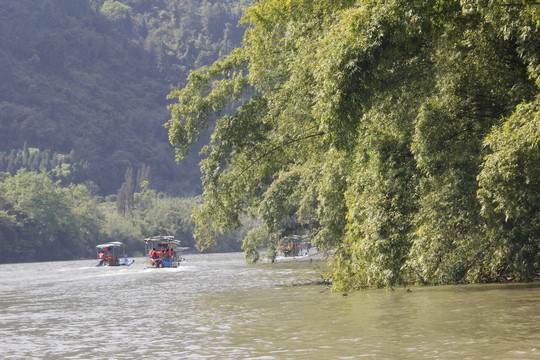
top-left (168, 0), bottom-right (540, 288)
top-left (477, 96), bottom-right (540, 278)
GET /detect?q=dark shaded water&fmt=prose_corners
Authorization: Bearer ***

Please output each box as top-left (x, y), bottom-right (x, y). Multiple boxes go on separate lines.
top-left (0, 252), bottom-right (538, 359)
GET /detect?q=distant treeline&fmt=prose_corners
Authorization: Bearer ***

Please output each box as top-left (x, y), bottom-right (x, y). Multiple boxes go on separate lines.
top-left (0, 143), bottom-right (90, 187)
top-left (0, 170), bottom-right (246, 264)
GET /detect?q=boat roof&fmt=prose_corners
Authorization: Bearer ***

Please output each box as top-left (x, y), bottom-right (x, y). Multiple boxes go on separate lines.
top-left (144, 236), bottom-right (181, 246)
top-left (96, 241), bottom-right (125, 249)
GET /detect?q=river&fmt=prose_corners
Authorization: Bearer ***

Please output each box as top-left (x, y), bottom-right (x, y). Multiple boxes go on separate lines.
top-left (0, 252), bottom-right (538, 359)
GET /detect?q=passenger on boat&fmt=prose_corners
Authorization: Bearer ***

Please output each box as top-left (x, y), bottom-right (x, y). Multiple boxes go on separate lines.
top-left (282, 243), bottom-right (292, 257)
top-left (150, 248), bottom-right (163, 267)
top-left (98, 251), bottom-right (106, 266)
top-left (156, 251), bottom-right (165, 267)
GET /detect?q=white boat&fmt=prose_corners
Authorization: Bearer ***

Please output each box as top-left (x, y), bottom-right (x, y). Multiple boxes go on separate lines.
top-left (144, 236), bottom-right (186, 268)
top-left (96, 241), bottom-right (134, 266)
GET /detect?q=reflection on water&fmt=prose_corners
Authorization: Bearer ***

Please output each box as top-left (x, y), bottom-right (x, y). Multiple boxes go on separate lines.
top-left (0, 253), bottom-right (538, 359)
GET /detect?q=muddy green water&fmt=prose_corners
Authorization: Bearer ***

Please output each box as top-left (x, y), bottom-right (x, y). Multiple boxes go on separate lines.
top-left (0, 252), bottom-right (538, 359)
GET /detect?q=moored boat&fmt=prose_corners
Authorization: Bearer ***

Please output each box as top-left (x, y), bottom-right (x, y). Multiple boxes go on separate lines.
top-left (144, 235), bottom-right (186, 268)
top-left (96, 241), bottom-right (134, 266)
top-left (278, 238), bottom-right (311, 258)
top-left (272, 238), bottom-right (321, 263)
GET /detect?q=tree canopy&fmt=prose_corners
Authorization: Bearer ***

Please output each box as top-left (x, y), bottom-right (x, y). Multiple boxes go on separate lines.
top-left (167, 0), bottom-right (540, 289)
top-left (0, 170), bottom-right (103, 262)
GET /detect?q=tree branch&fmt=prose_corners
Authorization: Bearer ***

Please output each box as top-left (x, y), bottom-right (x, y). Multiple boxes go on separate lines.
top-left (235, 131), bottom-right (325, 179)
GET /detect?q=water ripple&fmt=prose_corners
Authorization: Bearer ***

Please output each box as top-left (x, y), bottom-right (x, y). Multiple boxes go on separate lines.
top-left (0, 253), bottom-right (539, 359)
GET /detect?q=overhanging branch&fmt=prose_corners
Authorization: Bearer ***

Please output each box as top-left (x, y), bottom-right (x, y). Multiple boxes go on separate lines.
top-left (235, 131), bottom-right (325, 179)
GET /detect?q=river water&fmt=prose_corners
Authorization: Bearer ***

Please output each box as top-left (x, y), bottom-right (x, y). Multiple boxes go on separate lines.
top-left (0, 252), bottom-right (538, 359)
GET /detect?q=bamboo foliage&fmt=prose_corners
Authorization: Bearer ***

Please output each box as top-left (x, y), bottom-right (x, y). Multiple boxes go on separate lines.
top-left (168, 0), bottom-right (540, 289)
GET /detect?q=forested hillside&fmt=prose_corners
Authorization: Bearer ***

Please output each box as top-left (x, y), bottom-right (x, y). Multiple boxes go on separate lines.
top-left (0, 0), bottom-right (250, 196)
top-left (168, 0), bottom-right (540, 289)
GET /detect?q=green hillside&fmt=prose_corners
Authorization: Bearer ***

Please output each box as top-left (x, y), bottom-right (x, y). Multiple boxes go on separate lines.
top-left (0, 0), bottom-right (250, 196)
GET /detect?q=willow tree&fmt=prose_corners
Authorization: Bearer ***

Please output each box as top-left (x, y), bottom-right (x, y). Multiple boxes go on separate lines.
top-left (167, 0), bottom-right (540, 289)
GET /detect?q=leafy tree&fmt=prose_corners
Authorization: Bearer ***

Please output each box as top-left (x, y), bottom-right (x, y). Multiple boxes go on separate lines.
top-left (100, 0), bottom-right (132, 21)
top-left (167, 0), bottom-right (540, 289)
top-left (0, 170), bottom-right (103, 262)
top-left (477, 96), bottom-right (540, 280)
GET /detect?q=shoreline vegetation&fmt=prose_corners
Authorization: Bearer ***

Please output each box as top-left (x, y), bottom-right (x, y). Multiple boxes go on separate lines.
top-left (268, 257), bottom-right (540, 290)
top-left (167, 0), bottom-right (540, 291)
top-left (0, 169), bottom-right (246, 264)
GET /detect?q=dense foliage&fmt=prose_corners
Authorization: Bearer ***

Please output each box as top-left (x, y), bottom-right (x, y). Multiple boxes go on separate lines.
top-left (167, 0), bottom-right (540, 289)
top-left (0, 170), bottom-right (103, 262)
top-left (0, 170), bottom-right (244, 263)
top-left (0, 0), bottom-right (250, 196)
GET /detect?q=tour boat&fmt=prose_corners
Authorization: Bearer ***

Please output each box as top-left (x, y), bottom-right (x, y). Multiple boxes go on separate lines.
top-left (278, 238), bottom-right (311, 258)
top-left (96, 241), bottom-right (134, 266)
top-left (272, 239), bottom-right (322, 263)
top-left (144, 235), bottom-right (185, 268)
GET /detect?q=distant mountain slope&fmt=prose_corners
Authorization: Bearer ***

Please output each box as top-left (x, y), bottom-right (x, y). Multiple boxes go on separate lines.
top-left (0, 0), bottom-right (250, 195)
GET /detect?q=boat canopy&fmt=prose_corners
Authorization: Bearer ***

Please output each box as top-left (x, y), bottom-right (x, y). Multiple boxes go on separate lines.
top-left (144, 236), bottom-right (181, 246)
top-left (96, 241), bottom-right (125, 249)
